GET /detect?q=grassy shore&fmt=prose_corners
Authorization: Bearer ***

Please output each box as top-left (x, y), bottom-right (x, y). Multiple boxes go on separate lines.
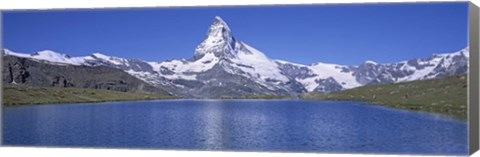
top-left (300, 74), bottom-right (468, 121)
top-left (2, 85), bottom-right (176, 106)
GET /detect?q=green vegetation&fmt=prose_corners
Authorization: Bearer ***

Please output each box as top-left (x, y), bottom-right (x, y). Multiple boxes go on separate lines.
top-left (300, 74), bottom-right (468, 121)
top-left (220, 94), bottom-right (289, 99)
top-left (2, 85), bottom-right (176, 106)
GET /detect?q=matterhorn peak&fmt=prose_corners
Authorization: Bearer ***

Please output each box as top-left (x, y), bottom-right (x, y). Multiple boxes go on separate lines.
top-left (211, 16), bottom-right (230, 31)
top-left (204, 16), bottom-right (233, 41)
top-left (206, 16), bottom-right (233, 43)
top-left (193, 16), bottom-right (238, 60)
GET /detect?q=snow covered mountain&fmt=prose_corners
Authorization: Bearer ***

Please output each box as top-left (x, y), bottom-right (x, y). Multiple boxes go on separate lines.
top-left (145, 16), bottom-right (306, 97)
top-left (2, 16), bottom-right (469, 98)
top-left (276, 47), bottom-right (468, 92)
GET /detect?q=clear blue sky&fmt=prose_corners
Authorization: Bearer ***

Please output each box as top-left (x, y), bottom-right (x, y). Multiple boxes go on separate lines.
top-left (2, 2), bottom-right (468, 65)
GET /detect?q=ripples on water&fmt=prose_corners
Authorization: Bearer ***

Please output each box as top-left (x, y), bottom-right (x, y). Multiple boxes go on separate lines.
top-left (3, 100), bottom-right (468, 155)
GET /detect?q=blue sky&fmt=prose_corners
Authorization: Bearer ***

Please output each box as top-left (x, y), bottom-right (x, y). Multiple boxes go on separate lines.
top-left (2, 2), bottom-right (468, 65)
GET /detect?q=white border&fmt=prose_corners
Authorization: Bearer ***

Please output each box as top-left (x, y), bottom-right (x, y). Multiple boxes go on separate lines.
top-left (0, 147), bottom-right (464, 157)
top-left (0, 0), bottom-right (478, 157)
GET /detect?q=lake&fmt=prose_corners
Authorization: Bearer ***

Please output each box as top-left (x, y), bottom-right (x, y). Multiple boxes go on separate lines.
top-left (2, 100), bottom-right (467, 155)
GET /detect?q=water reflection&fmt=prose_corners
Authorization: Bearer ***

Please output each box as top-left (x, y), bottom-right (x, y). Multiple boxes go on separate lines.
top-left (2, 100), bottom-right (468, 155)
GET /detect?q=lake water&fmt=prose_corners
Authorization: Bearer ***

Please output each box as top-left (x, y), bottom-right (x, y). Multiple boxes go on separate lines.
top-left (2, 100), bottom-right (467, 155)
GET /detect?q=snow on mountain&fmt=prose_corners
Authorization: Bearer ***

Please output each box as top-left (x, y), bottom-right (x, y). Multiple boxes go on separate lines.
top-left (89, 53), bottom-right (128, 65)
top-left (305, 62), bottom-right (360, 91)
top-left (274, 59), bottom-right (359, 92)
top-left (2, 16), bottom-right (469, 97)
top-left (4, 49), bottom-right (31, 58)
top-left (397, 47), bottom-right (469, 82)
top-left (4, 49), bottom-right (87, 65)
top-left (148, 52), bottom-right (219, 80)
top-left (193, 16), bottom-right (236, 60)
top-left (364, 60), bottom-right (378, 65)
top-left (197, 17), bottom-right (293, 91)
top-left (231, 43), bottom-right (290, 83)
top-left (275, 47), bottom-right (469, 92)
top-left (147, 16), bottom-right (294, 94)
top-left (3, 49), bottom-right (121, 66)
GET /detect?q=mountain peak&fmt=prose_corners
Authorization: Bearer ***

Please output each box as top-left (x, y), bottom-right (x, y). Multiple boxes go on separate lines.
top-left (204, 16), bottom-right (233, 42)
top-left (214, 16), bottom-right (223, 20)
top-left (363, 60), bottom-right (378, 65)
top-left (90, 52), bottom-right (110, 59)
top-left (32, 50), bottom-right (71, 58)
top-left (193, 16), bottom-right (237, 60)
top-left (211, 16), bottom-right (230, 32)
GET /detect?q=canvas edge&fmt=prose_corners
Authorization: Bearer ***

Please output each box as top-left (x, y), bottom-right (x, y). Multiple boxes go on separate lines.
top-left (469, 1), bottom-right (480, 155)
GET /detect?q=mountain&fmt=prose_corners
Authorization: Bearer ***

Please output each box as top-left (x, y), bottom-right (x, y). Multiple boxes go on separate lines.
top-left (276, 47), bottom-right (468, 92)
top-left (2, 55), bottom-right (169, 95)
top-left (2, 16), bottom-right (469, 98)
top-left (145, 16), bottom-right (306, 97)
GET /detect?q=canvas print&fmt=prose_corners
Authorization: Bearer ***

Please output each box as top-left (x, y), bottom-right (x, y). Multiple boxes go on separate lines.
top-left (1, 2), bottom-right (470, 155)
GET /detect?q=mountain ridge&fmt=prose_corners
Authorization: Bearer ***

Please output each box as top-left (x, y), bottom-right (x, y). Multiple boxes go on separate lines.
top-left (2, 16), bottom-right (469, 98)
top-left (2, 55), bottom-right (171, 95)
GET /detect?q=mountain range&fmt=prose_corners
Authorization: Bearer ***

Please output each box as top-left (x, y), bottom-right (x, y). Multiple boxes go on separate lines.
top-left (2, 16), bottom-right (469, 98)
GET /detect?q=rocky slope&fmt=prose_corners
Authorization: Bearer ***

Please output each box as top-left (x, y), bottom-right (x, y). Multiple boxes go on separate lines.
top-left (3, 55), bottom-right (169, 95)
top-left (2, 16), bottom-right (469, 98)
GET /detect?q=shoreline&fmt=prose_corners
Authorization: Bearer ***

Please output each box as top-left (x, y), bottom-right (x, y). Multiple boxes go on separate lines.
top-left (3, 97), bottom-right (179, 107)
top-left (2, 86), bottom-right (176, 106)
top-left (301, 99), bottom-right (468, 122)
